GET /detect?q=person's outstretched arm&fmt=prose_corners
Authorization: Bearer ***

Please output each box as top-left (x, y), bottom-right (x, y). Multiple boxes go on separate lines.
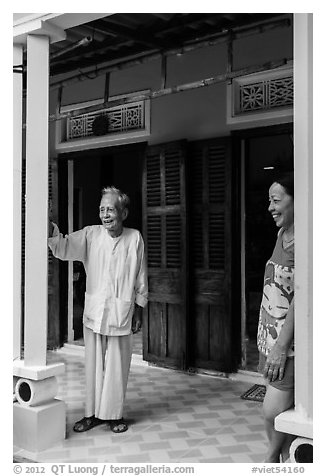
top-left (48, 222), bottom-right (89, 263)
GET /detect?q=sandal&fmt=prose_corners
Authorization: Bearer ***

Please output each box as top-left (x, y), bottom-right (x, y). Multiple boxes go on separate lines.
top-left (108, 418), bottom-right (128, 433)
top-left (73, 415), bottom-right (102, 433)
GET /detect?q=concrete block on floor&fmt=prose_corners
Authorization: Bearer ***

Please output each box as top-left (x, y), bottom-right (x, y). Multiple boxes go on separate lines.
top-left (13, 399), bottom-right (66, 452)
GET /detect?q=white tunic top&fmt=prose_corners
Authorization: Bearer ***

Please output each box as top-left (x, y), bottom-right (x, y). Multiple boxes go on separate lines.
top-left (48, 224), bottom-right (148, 336)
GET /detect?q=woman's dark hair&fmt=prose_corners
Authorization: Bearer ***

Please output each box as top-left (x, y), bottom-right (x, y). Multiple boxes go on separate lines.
top-left (273, 171), bottom-right (294, 198)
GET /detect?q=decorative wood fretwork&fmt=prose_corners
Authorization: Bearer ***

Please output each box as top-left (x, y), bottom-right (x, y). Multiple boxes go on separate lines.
top-left (67, 101), bottom-right (145, 140)
top-left (227, 64), bottom-right (293, 126)
top-left (239, 76), bottom-right (293, 113)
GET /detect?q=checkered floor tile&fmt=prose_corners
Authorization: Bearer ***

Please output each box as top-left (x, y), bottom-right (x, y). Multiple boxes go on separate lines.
top-left (14, 342), bottom-right (268, 463)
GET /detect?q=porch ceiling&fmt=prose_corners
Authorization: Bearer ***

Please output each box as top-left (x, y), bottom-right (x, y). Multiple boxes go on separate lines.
top-left (46, 13), bottom-right (288, 78)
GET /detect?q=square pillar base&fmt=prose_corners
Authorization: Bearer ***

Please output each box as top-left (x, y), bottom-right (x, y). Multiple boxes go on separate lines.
top-left (13, 399), bottom-right (66, 452)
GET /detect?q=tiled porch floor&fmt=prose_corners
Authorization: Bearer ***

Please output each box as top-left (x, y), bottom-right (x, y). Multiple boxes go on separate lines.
top-left (14, 342), bottom-right (268, 463)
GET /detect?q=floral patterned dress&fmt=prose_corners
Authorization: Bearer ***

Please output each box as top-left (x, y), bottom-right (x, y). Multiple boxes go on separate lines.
top-left (257, 228), bottom-right (294, 358)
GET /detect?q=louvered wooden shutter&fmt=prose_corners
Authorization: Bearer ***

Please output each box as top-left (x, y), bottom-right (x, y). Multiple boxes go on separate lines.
top-left (143, 141), bottom-right (188, 370)
top-left (190, 141), bottom-right (227, 270)
top-left (188, 138), bottom-right (234, 372)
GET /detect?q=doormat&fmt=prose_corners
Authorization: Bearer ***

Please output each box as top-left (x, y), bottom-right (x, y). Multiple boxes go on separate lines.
top-left (241, 384), bottom-right (266, 402)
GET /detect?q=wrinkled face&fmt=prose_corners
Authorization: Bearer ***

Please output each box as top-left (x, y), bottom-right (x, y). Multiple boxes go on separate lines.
top-left (99, 192), bottom-right (127, 236)
top-left (268, 182), bottom-right (294, 230)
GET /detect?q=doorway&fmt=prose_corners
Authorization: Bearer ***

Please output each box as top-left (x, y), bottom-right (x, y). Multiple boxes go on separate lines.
top-left (240, 128), bottom-right (293, 371)
top-left (65, 142), bottom-right (146, 344)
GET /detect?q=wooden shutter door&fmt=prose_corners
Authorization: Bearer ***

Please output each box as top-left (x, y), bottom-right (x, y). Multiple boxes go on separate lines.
top-left (188, 137), bottom-right (234, 372)
top-left (142, 141), bottom-right (188, 370)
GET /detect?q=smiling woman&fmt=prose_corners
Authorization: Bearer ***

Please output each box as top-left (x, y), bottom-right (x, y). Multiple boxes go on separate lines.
top-left (257, 171), bottom-right (295, 463)
top-left (268, 175), bottom-right (294, 236)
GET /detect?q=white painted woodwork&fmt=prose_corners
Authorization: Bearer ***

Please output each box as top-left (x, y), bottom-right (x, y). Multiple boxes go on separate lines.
top-left (275, 13), bottom-right (313, 438)
top-left (13, 360), bottom-right (65, 380)
top-left (24, 35), bottom-right (50, 366)
top-left (13, 45), bottom-right (23, 361)
top-left (293, 12), bottom-right (313, 421)
top-left (67, 160), bottom-right (74, 342)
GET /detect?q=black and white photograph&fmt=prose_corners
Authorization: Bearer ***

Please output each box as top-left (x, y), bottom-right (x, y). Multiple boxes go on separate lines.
top-left (9, 4), bottom-right (318, 473)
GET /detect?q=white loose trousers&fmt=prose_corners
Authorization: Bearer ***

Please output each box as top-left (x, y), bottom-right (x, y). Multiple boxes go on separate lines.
top-left (84, 325), bottom-right (133, 420)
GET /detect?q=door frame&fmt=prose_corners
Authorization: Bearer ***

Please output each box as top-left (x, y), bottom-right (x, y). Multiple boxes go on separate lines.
top-left (67, 159), bottom-right (74, 343)
top-left (232, 123), bottom-right (294, 371)
top-left (59, 142), bottom-right (147, 344)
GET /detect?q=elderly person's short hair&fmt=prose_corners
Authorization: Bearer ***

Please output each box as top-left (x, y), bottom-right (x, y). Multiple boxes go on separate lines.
top-left (101, 186), bottom-right (130, 210)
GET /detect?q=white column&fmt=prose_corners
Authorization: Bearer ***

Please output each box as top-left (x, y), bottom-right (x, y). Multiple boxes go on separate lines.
top-left (24, 35), bottom-right (50, 367)
top-left (275, 13), bottom-right (313, 439)
top-left (13, 44), bottom-right (23, 361)
top-left (293, 13), bottom-right (313, 420)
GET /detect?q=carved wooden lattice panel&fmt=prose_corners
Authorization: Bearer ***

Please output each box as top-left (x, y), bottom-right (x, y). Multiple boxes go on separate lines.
top-left (67, 101), bottom-right (145, 139)
top-left (239, 76), bottom-right (293, 113)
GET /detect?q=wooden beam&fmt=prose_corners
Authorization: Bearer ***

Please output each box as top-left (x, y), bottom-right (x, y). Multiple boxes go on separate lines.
top-left (70, 24), bottom-right (107, 42)
top-left (94, 18), bottom-right (166, 50)
top-left (227, 32), bottom-right (233, 72)
top-left (50, 36), bottom-right (93, 60)
top-left (160, 54), bottom-right (167, 90)
top-left (49, 17), bottom-right (290, 91)
top-left (50, 49), bottom-right (160, 90)
top-left (56, 86), bottom-right (63, 115)
top-left (227, 32), bottom-right (234, 85)
top-left (49, 58), bottom-right (291, 123)
top-left (50, 39), bottom-right (144, 71)
top-left (152, 13), bottom-right (175, 22)
top-left (104, 72), bottom-right (110, 103)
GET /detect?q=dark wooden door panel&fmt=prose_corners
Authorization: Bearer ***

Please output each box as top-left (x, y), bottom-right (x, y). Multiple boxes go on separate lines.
top-left (189, 137), bottom-right (233, 372)
top-left (146, 301), bottom-right (164, 357)
top-left (145, 301), bottom-right (184, 367)
top-left (143, 141), bottom-right (188, 370)
top-left (143, 137), bottom-right (234, 373)
top-left (193, 299), bottom-right (231, 369)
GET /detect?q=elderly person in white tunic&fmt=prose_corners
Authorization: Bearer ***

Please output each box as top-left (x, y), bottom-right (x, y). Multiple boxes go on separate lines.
top-left (48, 186), bottom-right (148, 433)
